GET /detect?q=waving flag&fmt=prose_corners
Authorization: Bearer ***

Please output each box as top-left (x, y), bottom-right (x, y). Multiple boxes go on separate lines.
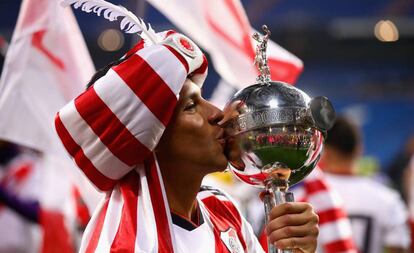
top-left (146, 0), bottom-right (303, 88)
top-left (0, 0), bottom-right (101, 251)
top-left (0, 0), bottom-right (94, 153)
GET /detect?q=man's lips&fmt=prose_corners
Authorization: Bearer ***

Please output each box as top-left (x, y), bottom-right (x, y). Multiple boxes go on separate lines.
top-left (215, 129), bottom-right (226, 146)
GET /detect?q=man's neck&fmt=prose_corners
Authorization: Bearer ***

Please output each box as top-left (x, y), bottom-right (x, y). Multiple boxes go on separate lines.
top-left (323, 159), bottom-right (356, 175)
top-left (158, 161), bottom-right (205, 221)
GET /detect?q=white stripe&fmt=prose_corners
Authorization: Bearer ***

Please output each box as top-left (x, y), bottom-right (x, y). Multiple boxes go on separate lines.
top-left (197, 190), bottom-right (215, 200)
top-left (95, 185), bottom-right (124, 252)
top-left (154, 155), bottom-right (178, 252)
top-left (307, 189), bottom-right (344, 212)
top-left (198, 190), bottom-right (229, 203)
top-left (136, 45), bottom-right (187, 95)
top-left (135, 165), bottom-right (158, 253)
top-left (59, 101), bottom-right (132, 180)
top-left (290, 184), bottom-right (306, 201)
top-left (79, 195), bottom-right (109, 253)
top-left (94, 69), bottom-right (165, 150)
top-left (319, 218), bottom-right (353, 245)
top-left (240, 215), bottom-right (266, 253)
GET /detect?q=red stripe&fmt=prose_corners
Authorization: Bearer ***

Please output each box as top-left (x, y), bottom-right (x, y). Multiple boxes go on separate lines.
top-left (324, 238), bottom-right (357, 253)
top-left (145, 156), bottom-right (174, 252)
top-left (258, 229), bottom-right (268, 252)
top-left (113, 53), bottom-right (179, 126)
top-left (124, 40), bottom-right (145, 59)
top-left (164, 44), bottom-right (189, 73)
top-left (39, 209), bottom-right (74, 253)
top-left (191, 54), bottom-right (208, 75)
top-left (75, 87), bottom-right (151, 166)
top-left (318, 208), bottom-right (348, 225)
top-left (55, 113), bottom-right (116, 191)
top-left (72, 186), bottom-right (91, 228)
top-left (303, 178), bottom-right (329, 195)
top-left (202, 195), bottom-right (247, 252)
top-left (85, 198), bottom-right (110, 253)
top-left (110, 172), bottom-right (140, 251)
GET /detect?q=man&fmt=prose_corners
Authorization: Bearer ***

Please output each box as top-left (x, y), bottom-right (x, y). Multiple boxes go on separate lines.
top-left (55, 30), bottom-right (319, 252)
top-left (321, 116), bottom-right (410, 253)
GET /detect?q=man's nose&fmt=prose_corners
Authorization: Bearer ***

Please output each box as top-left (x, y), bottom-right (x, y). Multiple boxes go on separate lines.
top-left (207, 104), bottom-right (224, 125)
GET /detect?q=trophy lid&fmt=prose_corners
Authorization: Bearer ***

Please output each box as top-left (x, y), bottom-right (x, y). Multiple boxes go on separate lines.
top-left (226, 26), bottom-right (335, 136)
top-left (228, 81), bottom-right (315, 134)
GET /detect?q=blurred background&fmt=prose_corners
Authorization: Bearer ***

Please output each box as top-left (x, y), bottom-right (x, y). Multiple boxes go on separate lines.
top-left (0, 0), bottom-right (413, 177)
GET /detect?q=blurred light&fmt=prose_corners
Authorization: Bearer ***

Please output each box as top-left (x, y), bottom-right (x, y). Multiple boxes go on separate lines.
top-left (374, 20), bottom-right (399, 42)
top-left (98, 29), bottom-right (124, 51)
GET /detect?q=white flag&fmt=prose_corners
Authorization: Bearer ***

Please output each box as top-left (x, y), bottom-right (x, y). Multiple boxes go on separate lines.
top-left (0, 0), bottom-right (94, 154)
top-left (146, 0), bottom-right (303, 89)
top-left (0, 0), bottom-right (101, 214)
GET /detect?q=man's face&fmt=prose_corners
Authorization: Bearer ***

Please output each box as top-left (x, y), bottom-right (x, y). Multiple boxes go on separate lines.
top-left (156, 79), bottom-right (228, 174)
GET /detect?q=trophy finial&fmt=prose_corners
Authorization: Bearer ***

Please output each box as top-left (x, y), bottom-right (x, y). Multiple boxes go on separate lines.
top-left (253, 25), bottom-right (271, 83)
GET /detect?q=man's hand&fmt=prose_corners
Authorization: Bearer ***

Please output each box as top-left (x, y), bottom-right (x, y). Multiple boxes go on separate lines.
top-left (266, 202), bottom-right (319, 253)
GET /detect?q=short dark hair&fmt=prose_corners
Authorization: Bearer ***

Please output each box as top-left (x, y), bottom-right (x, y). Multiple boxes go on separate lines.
top-left (325, 116), bottom-right (361, 157)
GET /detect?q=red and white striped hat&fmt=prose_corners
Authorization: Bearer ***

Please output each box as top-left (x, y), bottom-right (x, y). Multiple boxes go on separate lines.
top-left (55, 31), bottom-right (207, 191)
top-left (55, 32), bottom-right (208, 252)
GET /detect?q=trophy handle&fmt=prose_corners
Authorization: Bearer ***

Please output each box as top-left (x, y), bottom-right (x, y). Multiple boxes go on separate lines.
top-left (263, 187), bottom-right (295, 253)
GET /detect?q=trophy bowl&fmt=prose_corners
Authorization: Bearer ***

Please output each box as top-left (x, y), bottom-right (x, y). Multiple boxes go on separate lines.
top-left (225, 81), bottom-right (330, 188)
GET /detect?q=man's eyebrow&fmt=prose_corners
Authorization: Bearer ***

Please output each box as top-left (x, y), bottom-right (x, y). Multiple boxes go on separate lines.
top-left (184, 87), bottom-right (201, 100)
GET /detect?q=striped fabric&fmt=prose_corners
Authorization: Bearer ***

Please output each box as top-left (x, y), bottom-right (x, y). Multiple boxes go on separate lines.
top-left (54, 35), bottom-right (209, 252)
top-left (198, 187), bottom-right (265, 253)
top-left (257, 167), bottom-right (358, 253)
top-left (291, 167), bottom-right (358, 253)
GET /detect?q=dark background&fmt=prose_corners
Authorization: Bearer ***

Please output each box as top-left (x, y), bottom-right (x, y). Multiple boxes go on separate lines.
top-left (1, 0), bottom-right (413, 174)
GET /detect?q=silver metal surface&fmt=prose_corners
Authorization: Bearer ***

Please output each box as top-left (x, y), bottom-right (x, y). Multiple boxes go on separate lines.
top-left (225, 80), bottom-right (325, 187)
top-left (224, 25), bottom-right (334, 253)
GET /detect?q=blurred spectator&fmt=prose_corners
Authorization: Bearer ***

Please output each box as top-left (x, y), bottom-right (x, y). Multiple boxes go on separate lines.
top-left (245, 167), bottom-right (358, 253)
top-left (0, 140), bottom-right (19, 170)
top-left (405, 155), bottom-right (414, 252)
top-left (321, 116), bottom-right (410, 253)
top-left (386, 136), bottom-right (414, 202)
top-left (0, 140), bottom-right (90, 253)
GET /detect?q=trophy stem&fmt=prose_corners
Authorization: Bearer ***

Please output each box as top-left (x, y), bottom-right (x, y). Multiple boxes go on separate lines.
top-left (263, 179), bottom-right (294, 253)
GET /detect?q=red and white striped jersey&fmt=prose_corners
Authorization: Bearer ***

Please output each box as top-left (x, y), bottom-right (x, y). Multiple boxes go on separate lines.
top-left (291, 168), bottom-right (357, 253)
top-left (250, 167), bottom-right (357, 253)
top-left (80, 166), bottom-right (264, 253)
top-left (325, 173), bottom-right (410, 253)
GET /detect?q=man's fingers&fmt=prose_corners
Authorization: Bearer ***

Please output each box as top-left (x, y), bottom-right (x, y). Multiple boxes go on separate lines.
top-left (268, 202), bottom-right (315, 222)
top-left (273, 236), bottom-right (318, 252)
top-left (267, 222), bottom-right (319, 243)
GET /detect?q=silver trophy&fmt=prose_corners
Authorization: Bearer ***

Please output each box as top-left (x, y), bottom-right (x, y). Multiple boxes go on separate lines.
top-left (224, 25), bottom-right (335, 253)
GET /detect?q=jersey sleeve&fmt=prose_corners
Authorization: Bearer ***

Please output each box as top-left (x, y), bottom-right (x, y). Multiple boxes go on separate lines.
top-left (240, 210), bottom-right (266, 253)
top-left (383, 191), bottom-right (410, 248)
top-left (199, 185), bottom-right (265, 253)
top-left (55, 42), bottom-right (189, 192)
